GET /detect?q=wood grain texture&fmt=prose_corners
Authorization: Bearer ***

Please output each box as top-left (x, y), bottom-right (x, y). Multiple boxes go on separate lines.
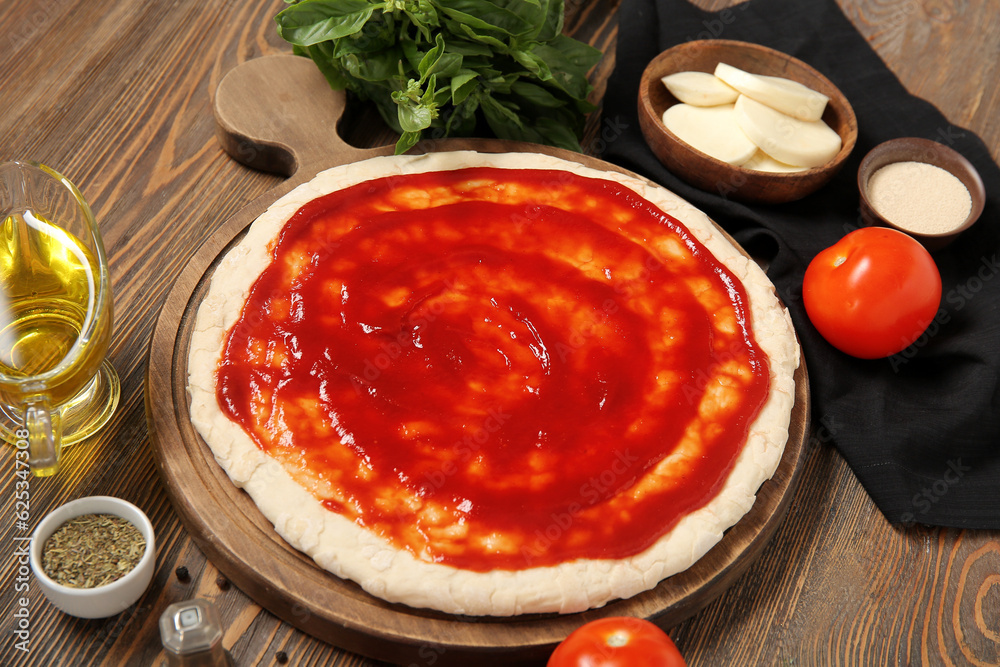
top-left (0, 0), bottom-right (998, 665)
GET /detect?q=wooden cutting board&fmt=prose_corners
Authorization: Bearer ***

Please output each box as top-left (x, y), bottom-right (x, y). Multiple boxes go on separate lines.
top-left (145, 54), bottom-right (811, 666)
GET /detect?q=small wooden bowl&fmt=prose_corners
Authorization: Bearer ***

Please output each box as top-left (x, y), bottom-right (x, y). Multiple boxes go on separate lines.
top-left (857, 137), bottom-right (985, 250)
top-left (638, 40), bottom-right (858, 204)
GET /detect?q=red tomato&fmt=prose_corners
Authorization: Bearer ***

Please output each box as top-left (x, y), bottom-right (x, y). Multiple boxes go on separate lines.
top-left (802, 226), bottom-right (942, 359)
top-left (547, 616), bottom-right (687, 667)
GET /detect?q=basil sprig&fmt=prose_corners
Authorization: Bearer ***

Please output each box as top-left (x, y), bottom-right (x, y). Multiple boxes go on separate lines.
top-left (275, 0), bottom-right (602, 154)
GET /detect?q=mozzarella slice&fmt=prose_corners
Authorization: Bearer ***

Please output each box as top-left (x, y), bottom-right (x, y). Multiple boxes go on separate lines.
top-left (733, 95), bottom-right (841, 168)
top-left (661, 103), bottom-right (758, 166)
top-left (661, 71), bottom-right (739, 106)
top-left (715, 62), bottom-right (830, 122)
top-left (741, 150), bottom-right (809, 173)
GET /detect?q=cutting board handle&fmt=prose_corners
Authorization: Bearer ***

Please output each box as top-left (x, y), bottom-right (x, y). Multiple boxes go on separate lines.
top-left (214, 54), bottom-right (386, 178)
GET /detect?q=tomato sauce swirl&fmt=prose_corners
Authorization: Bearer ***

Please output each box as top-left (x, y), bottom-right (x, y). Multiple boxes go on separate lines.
top-left (216, 167), bottom-right (770, 570)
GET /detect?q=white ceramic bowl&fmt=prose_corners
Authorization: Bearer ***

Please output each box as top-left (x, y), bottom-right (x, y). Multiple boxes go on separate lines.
top-left (30, 496), bottom-right (156, 618)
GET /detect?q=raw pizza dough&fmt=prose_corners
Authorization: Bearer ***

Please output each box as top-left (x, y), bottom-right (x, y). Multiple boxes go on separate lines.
top-left (187, 150), bottom-right (799, 616)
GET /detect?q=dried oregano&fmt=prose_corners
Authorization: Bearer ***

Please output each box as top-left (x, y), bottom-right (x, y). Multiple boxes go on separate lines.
top-left (42, 513), bottom-right (146, 588)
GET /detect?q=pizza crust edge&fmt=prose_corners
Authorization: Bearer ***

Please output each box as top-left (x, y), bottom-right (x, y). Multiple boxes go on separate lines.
top-left (187, 150), bottom-right (800, 616)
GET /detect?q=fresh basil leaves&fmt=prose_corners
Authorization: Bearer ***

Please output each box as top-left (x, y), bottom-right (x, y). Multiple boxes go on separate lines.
top-left (275, 0), bottom-right (602, 154)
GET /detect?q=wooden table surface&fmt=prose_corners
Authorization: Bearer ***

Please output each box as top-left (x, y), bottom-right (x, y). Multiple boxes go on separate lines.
top-left (2, 0), bottom-right (998, 665)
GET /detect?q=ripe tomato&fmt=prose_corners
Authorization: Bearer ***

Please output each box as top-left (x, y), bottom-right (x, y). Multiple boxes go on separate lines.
top-left (802, 226), bottom-right (942, 359)
top-left (547, 616), bottom-right (687, 667)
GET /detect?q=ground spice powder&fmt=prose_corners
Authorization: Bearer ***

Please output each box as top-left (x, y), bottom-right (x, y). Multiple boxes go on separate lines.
top-left (42, 513), bottom-right (146, 588)
top-left (868, 161), bottom-right (972, 234)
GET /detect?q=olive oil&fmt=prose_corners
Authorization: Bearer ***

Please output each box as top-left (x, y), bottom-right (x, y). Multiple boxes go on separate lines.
top-left (0, 211), bottom-right (111, 408)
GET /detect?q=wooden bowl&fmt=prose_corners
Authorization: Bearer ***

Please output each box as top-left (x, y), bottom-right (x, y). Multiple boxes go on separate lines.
top-left (857, 137), bottom-right (985, 250)
top-left (638, 40), bottom-right (858, 204)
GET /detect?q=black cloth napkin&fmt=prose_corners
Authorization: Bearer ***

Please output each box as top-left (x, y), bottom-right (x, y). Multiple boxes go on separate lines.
top-left (601, 0), bottom-right (1000, 529)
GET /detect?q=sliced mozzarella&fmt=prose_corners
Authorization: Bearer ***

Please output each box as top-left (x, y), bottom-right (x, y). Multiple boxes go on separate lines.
top-left (715, 62), bottom-right (829, 122)
top-left (661, 71), bottom-right (739, 106)
top-left (733, 95), bottom-right (841, 168)
top-left (741, 150), bottom-right (809, 173)
top-left (661, 103), bottom-right (758, 166)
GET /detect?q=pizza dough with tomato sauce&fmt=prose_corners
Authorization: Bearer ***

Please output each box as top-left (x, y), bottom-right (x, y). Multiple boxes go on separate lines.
top-left (187, 150), bottom-right (799, 616)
